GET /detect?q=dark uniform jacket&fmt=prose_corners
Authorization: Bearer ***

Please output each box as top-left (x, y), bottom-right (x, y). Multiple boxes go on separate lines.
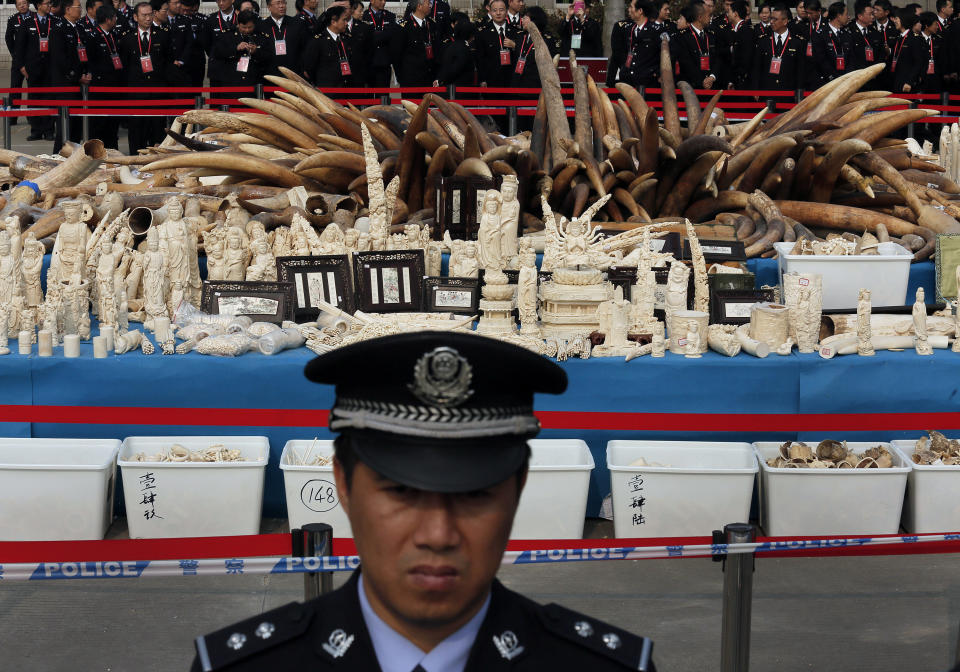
top-left (750, 29), bottom-right (805, 91)
top-left (436, 38), bottom-right (476, 86)
top-left (673, 25), bottom-right (723, 88)
top-left (343, 18), bottom-right (372, 86)
top-left (159, 14), bottom-right (194, 84)
top-left (256, 15), bottom-right (306, 79)
top-left (189, 572), bottom-right (656, 672)
top-left (559, 16), bottom-right (601, 56)
top-left (361, 7), bottom-right (397, 70)
top-left (181, 11), bottom-right (206, 84)
top-left (296, 8), bottom-right (319, 36)
top-left (613, 20), bottom-right (662, 88)
top-left (723, 19), bottom-right (754, 89)
top-left (86, 24), bottom-right (124, 85)
top-left (49, 18), bottom-right (89, 86)
top-left (119, 25), bottom-right (170, 86)
top-left (846, 22), bottom-right (885, 76)
top-left (14, 13), bottom-right (54, 83)
top-left (304, 29), bottom-right (354, 88)
top-left (811, 25), bottom-right (850, 87)
top-left (510, 30), bottom-right (557, 88)
top-left (475, 21), bottom-right (521, 87)
top-left (6, 11), bottom-right (35, 70)
top-left (211, 28), bottom-right (267, 85)
top-left (428, 0), bottom-right (452, 46)
top-left (894, 32), bottom-right (941, 93)
top-left (390, 15), bottom-right (438, 86)
top-left (201, 10), bottom-right (238, 83)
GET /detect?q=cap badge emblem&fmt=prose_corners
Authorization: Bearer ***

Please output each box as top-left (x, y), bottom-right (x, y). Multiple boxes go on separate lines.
top-left (322, 629), bottom-right (354, 659)
top-left (409, 346), bottom-right (473, 407)
top-left (493, 630), bottom-right (524, 661)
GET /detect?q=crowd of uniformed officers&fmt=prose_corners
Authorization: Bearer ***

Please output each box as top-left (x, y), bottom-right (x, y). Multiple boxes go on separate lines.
top-left (4, 0), bottom-right (957, 152)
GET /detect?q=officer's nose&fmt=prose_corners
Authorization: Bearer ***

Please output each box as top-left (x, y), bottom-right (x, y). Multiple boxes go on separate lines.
top-left (412, 492), bottom-right (462, 552)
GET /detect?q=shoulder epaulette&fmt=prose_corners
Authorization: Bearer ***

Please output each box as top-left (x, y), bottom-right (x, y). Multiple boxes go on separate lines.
top-left (194, 601), bottom-right (314, 672)
top-left (538, 602), bottom-right (655, 671)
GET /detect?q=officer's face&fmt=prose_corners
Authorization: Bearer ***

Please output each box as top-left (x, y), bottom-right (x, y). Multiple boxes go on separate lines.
top-left (216, 0), bottom-right (232, 13)
top-left (65, 0), bottom-right (81, 21)
top-left (238, 19), bottom-right (254, 33)
top-left (945, 1), bottom-right (955, 17)
top-left (758, 5), bottom-right (769, 21)
top-left (268, 0), bottom-right (285, 18)
top-left (336, 460), bottom-right (525, 644)
top-left (507, 0), bottom-right (522, 14)
top-left (328, 11), bottom-right (348, 31)
top-left (370, 0), bottom-right (385, 10)
top-left (15, 0), bottom-right (28, 12)
top-left (37, 0), bottom-right (51, 14)
top-left (857, 6), bottom-right (872, 24)
top-left (770, 8), bottom-right (788, 31)
top-left (136, 5), bottom-right (153, 28)
top-left (874, 5), bottom-right (887, 22)
top-left (168, 0), bottom-right (180, 15)
top-left (490, 0), bottom-right (506, 22)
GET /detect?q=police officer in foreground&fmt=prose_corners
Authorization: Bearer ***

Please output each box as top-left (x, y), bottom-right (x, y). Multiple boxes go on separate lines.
top-left (190, 332), bottom-right (657, 672)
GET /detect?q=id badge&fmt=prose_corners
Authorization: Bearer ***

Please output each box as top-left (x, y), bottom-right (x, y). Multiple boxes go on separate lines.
top-left (275, 39), bottom-right (286, 55)
top-left (674, 60), bottom-right (679, 75)
top-left (237, 55), bottom-right (249, 72)
top-left (140, 54), bottom-right (153, 73)
top-left (891, 57), bottom-right (897, 72)
top-left (425, 43), bottom-right (433, 59)
top-left (571, 33), bottom-right (582, 49)
top-left (928, 58), bottom-right (936, 74)
top-left (77, 46), bottom-right (88, 62)
top-left (769, 56), bottom-right (781, 74)
top-left (806, 42), bottom-right (812, 57)
top-left (699, 55), bottom-right (710, 70)
top-left (39, 37), bottom-right (49, 52)
top-left (111, 53), bottom-right (122, 69)
top-left (500, 48), bottom-right (511, 65)
top-left (515, 56), bottom-right (526, 74)
top-left (835, 56), bottom-right (844, 71)
top-left (340, 58), bottom-right (352, 76)
top-left (625, 53), bottom-right (633, 67)
top-left (865, 46), bottom-right (874, 62)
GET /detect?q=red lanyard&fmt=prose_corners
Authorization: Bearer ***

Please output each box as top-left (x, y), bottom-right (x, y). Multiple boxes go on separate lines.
top-left (629, 20), bottom-right (646, 51)
top-left (893, 34), bottom-right (907, 60)
top-left (431, 0), bottom-right (438, 19)
top-left (518, 34), bottom-right (533, 59)
top-left (928, 35), bottom-right (934, 59)
top-left (829, 31), bottom-right (843, 56)
top-left (495, 23), bottom-right (505, 49)
top-left (368, 9), bottom-right (382, 30)
top-left (33, 15), bottom-right (48, 38)
top-left (137, 29), bottom-right (151, 56)
top-left (271, 23), bottom-right (285, 40)
top-left (570, 18), bottom-right (580, 35)
top-left (217, 12), bottom-right (236, 31)
top-left (98, 25), bottom-right (117, 52)
top-left (334, 33), bottom-right (348, 59)
top-left (689, 27), bottom-right (707, 54)
top-left (771, 33), bottom-right (787, 58)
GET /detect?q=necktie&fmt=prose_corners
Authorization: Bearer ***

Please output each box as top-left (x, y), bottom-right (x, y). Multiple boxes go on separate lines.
top-left (499, 26), bottom-right (504, 39)
top-left (776, 34), bottom-right (782, 51)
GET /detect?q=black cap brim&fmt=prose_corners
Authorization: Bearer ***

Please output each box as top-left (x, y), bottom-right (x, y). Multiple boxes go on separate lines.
top-left (347, 429), bottom-right (530, 493)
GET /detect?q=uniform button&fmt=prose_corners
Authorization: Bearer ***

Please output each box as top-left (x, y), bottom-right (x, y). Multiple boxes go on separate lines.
top-left (574, 621), bottom-right (594, 637)
top-left (226, 633), bottom-right (247, 650)
top-left (602, 633), bottom-right (622, 650)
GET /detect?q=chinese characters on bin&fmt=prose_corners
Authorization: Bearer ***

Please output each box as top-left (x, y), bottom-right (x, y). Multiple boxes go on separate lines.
top-left (628, 474), bottom-right (646, 526)
top-left (139, 472), bottom-right (162, 520)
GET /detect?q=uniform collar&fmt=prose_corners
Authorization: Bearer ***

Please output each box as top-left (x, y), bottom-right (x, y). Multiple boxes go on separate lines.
top-left (327, 26), bottom-right (339, 39)
top-left (358, 574), bottom-right (491, 672)
top-left (272, 15), bottom-right (283, 27)
top-left (774, 28), bottom-right (788, 39)
top-left (412, 13), bottom-right (425, 26)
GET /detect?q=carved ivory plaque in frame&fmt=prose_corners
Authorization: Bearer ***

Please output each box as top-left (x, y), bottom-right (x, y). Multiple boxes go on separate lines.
top-left (423, 276), bottom-right (480, 314)
top-left (711, 289), bottom-right (775, 325)
top-left (276, 255), bottom-right (354, 321)
top-left (352, 250), bottom-right (425, 313)
top-left (201, 280), bottom-right (294, 324)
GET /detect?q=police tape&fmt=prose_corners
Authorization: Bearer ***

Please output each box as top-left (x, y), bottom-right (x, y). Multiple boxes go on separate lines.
top-left (2, 532), bottom-right (959, 581)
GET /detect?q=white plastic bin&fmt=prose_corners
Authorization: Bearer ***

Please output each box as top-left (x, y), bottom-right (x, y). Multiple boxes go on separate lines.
top-left (607, 441), bottom-right (757, 538)
top-left (511, 439), bottom-right (595, 539)
top-left (891, 439), bottom-right (960, 533)
top-left (118, 436), bottom-right (268, 539)
top-left (774, 241), bottom-right (912, 310)
top-left (0, 438), bottom-right (120, 541)
top-left (754, 441), bottom-right (910, 536)
top-left (280, 440), bottom-right (352, 537)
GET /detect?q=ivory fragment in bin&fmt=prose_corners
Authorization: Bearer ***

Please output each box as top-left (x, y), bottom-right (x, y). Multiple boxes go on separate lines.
top-left (118, 436), bottom-right (268, 539)
top-left (280, 440), bottom-right (352, 537)
top-left (754, 441), bottom-right (909, 536)
top-left (0, 438), bottom-right (120, 541)
top-left (606, 441), bottom-right (757, 538)
top-left (891, 437), bottom-right (960, 533)
top-left (510, 440), bottom-right (595, 539)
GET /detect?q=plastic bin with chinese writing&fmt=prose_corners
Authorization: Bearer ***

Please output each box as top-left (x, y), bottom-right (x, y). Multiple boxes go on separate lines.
top-left (890, 439), bottom-right (960, 534)
top-left (606, 441), bottom-right (757, 538)
top-left (0, 438), bottom-right (120, 541)
top-left (510, 440), bottom-right (595, 540)
top-left (754, 441), bottom-right (910, 536)
top-left (118, 436), bottom-right (268, 539)
top-left (280, 440), bottom-right (352, 538)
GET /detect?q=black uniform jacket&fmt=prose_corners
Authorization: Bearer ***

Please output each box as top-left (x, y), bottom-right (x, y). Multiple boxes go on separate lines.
top-left (119, 25), bottom-right (170, 86)
top-left (812, 25), bottom-right (852, 86)
top-left (361, 7), bottom-right (397, 69)
top-left (475, 21), bottom-right (521, 87)
top-left (15, 14), bottom-right (53, 81)
top-left (304, 29), bottom-right (354, 88)
top-left (6, 11), bottom-right (34, 69)
top-left (342, 18), bottom-right (372, 85)
top-left (49, 18), bottom-right (89, 85)
top-left (895, 32), bottom-right (942, 94)
top-left (86, 24), bottom-right (124, 85)
top-left (390, 16), bottom-right (438, 86)
top-left (436, 38), bottom-right (477, 86)
top-left (750, 30), bottom-right (805, 91)
top-left (559, 16), bottom-right (601, 56)
top-left (201, 9), bottom-right (238, 81)
top-left (673, 25), bottom-right (722, 88)
top-left (211, 28), bottom-right (267, 85)
top-left (722, 19), bottom-right (754, 88)
top-left (256, 15), bottom-right (306, 78)
top-left (190, 571), bottom-right (656, 671)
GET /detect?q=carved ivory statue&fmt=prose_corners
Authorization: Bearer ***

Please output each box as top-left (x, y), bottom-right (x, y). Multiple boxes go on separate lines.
top-left (21, 233), bottom-right (44, 309)
top-left (541, 194), bottom-right (615, 270)
top-left (954, 265), bottom-right (960, 353)
top-left (158, 197), bottom-right (197, 302)
top-left (857, 288), bottom-right (874, 356)
top-left (477, 190), bottom-right (505, 270)
top-left (142, 227), bottom-right (169, 327)
top-left (664, 260), bottom-right (690, 326)
top-left (246, 238), bottom-right (277, 281)
top-left (95, 238), bottom-right (118, 329)
top-left (0, 231), bottom-right (17, 308)
top-left (592, 286), bottom-right (634, 357)
top-left (50, 200), bottom-right (92, 285)
top-left (317, 223), bottom-right (346, 255)
top-left (204, 232), bottom-right (225, 282)
top-left (517, 249), bottom-right (539, 335)
top-left (684, 321), bottom-right (702, 358)
top-left (223, 229), bottom-right (248, 281)
top-left (914, 287), bottom-right (933, 355)
top-left (499, 175), bottom-right (520, 265)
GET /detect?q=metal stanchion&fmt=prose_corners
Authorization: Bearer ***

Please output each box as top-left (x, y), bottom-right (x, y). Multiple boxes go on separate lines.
top-left (795, 88), bottom-right (804, 104)
top-left (292, 523), bottom-right (333, 601)
top-left (255, 83), bottom-right (264, 100)
top-left (380, 91), bottom-right (391, 105)
top-left (719, 522), bottom-right (756, 672)
top-left (3, 111), bottom-right (11, 150)
top-left (507, 105), bottom-right (518, 137)
top-left (194, 94), bottom-right (204, 110)
top-left (81, 84), bottom-right (89, 142)
top-left (766, 98), bottom-right (776, 113)
top-left (59, 106), bottom-right (69, 145)
top-left (908, 100), bottom-right (917, 140)
top-left (220, 104), bottom-right (230, 112)
top-left (446, 84), bottom-right (456, 100)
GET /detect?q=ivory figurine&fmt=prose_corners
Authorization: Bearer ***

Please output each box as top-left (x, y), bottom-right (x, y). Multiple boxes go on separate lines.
top-left (451, 241), bottom-right (480, 278)
top-left (914, 287), bottom-right (933, 355)
top-left (651, 322), bottom-right (665, 357)
top-left (168, 280), bottom-right (185, 320)
top-left (708, 324), bottom-right (742, 357)
top-left (142, 228), bottom-right (170, 328)
top-left (425, 241), bottom-right (442, 278)
top-left (954, 265), bottom-right (960, 353)
top-left (664, 261), bottom-right (690, 326)
top-left (117, 289), bottom-right (129, 335)
top-left (41, 281), bottom-right (63, 345)
top-left (246, 238), bottom-right (277, 281)
top-left (684, 321), bottom-right (702, 358)
top-left (499, 175), bottom-right (520, 266)
top-left (21, 234), bottom-right (44, 310)
top-left (630, 268), bottom-right (657, 334)
top-left (63, 272), bottom-right (91, 340)
top-left (223, 230), bottom-right (248, 281)
top-left (856, 288), bottom-right (875, 356)
top-left (95, 238), bottom-right (118, 329)
top-left (3, 215), bottom-right (21, 262)
top-left (0, 232), bottom-right (17, 309)
top-left (517, 249), bottom-right (539, 335)
top-left (477, 190), bottom-right (505, 270)
top-left (158, 197), bottom-right (197, 303)
top-left (592, 287), bottom-right (634, 357)
top-left (203, 231), bottom-right (225, 281)
top-left (317, 223), bottom-right (346, 255)
top-left (0, 304), bottom-right (8, 354)
top-left (541, 195), bottom-right (616, 270)
top-left (50, 200), bottom-right (92, 285)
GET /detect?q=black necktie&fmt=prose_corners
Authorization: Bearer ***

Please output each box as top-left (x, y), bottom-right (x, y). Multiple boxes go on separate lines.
top-left (776, 35), bottom-right (782, 51)
top-left (499, 26), bottom-right (504, 40)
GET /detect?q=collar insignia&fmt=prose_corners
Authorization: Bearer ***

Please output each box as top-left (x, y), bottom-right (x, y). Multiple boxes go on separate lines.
top-left (409, 346), bottom-right (473, 407)
top-left (493, 630), bottom-right (524, 661)
top-left (322, 629), bottom-right (354, 659)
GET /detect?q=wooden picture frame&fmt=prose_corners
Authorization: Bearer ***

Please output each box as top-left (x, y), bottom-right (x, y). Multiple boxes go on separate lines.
top-left (201, 280), bottom-right (294, 324)
top-left (352, 250), bottom-right (425, 313)
top-left (711, 289), bottom-right (775, 325)
top-left (423, 277), bottom-right (480, 314)
top-left (683, 239), bottom-right (747, 263)
top-left (935, 234), bottom-right (960, 303)
top-left (276, 255), bottom-right (354, 321)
